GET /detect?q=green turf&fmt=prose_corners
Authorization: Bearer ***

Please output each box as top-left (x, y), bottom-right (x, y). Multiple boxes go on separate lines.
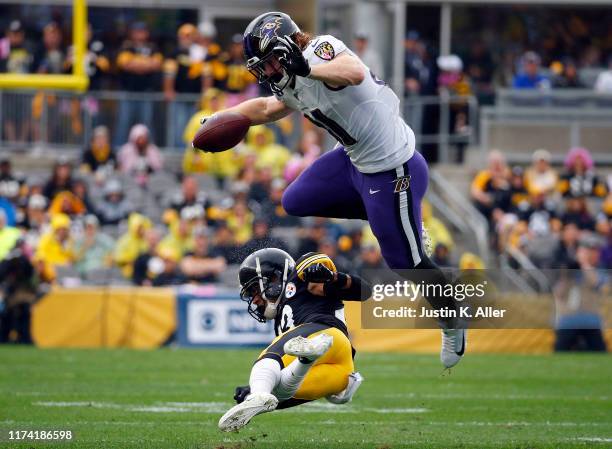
top-left (0, 347), bottom-right (611, 449)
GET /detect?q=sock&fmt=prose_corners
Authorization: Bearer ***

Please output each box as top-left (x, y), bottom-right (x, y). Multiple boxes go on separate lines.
top-left (249, 358), bottom-right (281, 395)
top-left (273, 358), bottom-right (314, 401)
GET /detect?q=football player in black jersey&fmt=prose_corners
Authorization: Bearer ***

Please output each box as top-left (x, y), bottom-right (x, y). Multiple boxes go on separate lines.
top-left (218, 248), bottom-right (371, 432)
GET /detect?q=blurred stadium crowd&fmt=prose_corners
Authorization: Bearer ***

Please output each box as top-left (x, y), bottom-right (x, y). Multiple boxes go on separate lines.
top-left (471, 147), bottom-right (612, 271)
top-left (0, 124), bottom-right (398, 287)
top-left (405, 7), bottom-right (612, 100)
top-left (0, 18), bottom-right (261, 146)
top-left (1, 10), bottom-right (612, 147)
top-left (0, 8), bottom-right (610, 348)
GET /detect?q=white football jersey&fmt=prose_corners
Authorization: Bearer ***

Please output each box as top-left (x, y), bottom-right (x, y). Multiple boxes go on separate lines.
top-left (275, 35), bottom-right (415, 174)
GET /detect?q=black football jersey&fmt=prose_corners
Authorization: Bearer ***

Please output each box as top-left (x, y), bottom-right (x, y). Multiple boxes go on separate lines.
top-left (274, 271), bottom-right (348, 337)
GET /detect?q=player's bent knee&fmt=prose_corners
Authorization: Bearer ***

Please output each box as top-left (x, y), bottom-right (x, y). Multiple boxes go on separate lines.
top-left (294, 364), bottom-right (351, 400)
top-left (281, 188), bottom-right (308, 217)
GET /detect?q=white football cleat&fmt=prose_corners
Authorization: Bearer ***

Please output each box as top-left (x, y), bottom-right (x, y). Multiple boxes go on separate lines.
top-left (326, 372), bottom-right (364, 404)
top-left (218, 393), bottom-right (278, 432)
top-left (440, 328), bottom-right (466, 369)
top-left (283, 333), bottom-right (333, 362)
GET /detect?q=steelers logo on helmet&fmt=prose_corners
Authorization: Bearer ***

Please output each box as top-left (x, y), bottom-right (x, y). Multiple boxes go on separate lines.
top-left (285, 282), bottom-right (297, 298)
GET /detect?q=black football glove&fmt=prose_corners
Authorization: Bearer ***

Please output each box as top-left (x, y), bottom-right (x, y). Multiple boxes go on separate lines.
top-left (302, 263), bottom-right (335, 283)
top-left (273, 35), bottom-right (311, 78)
top-left (233, 385), bottom-right (251, 404)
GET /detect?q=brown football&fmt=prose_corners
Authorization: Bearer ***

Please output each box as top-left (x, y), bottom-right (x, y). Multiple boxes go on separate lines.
top-left (192, 111), bottom-right (251, 153)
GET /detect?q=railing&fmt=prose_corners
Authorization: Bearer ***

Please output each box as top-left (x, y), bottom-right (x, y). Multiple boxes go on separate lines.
top-left (429, 169), bottom-right (490, 265)
top-left (481, 89), bottom-right (612, 163)
top-left (0, 89), bottom-right (298, 152)
top-left (0, 89), bottom-right (480, 159)
top-left (403, 93), bottom-right (479, 163)
top-left (0, 89), bottom-right (199, 151)
top-left (496, 88), bottom-right (612, 108)
top-left (5, 87), bottom-right (612, 165)
top-left (502, 247), bottom-right (551, 293)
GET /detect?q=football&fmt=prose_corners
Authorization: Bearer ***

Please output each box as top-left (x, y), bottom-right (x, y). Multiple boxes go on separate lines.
top-left (192, 111), bottom-right (251, 153)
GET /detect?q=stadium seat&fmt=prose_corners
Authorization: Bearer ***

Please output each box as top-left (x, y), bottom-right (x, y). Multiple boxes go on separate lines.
top-left (578, 67), bottom-right (603, 89)
top-left (84, 267), bottom-right (115, 285)
top-left (55, 265), bottom-right (82, 286)
top-left (271, 227), bottom-right (299, 253)
top-left (218, 264), bottom-right (241, 287)
top-left (195, 174), bottom-right (219, 192)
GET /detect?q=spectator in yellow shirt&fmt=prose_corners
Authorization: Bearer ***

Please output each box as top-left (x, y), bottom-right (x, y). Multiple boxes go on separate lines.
top-left (459, 252), bottom-right (485, 270)
top-left (422, 200), bottom-right (454, 251)
top-left (524, 149), bottom-right (558, 197)
top-left (246, 125), bottom-right (291, 178)
top-left (158, 206), bottom-right (203, 258)
top-left (34, 213), bottom-right (75, 281)
top-left (471, 150), bottom-right (511, 220)
top-left (182, 88), bottom-right (243, 181)
top-left (114, 213), bottom-right (152, 278)
top-left (226, 200), bottom-right (253, 245)
top-left (0, 209), bottom-right (21, 260)
top-left (204, 34), bottom-right (256, 106)
top-left (47, 190), bottom-right (87, 217)
top-left (114, 22), bottom-right (163, 145)
top-left (163, 24), bottom-right (205, 147)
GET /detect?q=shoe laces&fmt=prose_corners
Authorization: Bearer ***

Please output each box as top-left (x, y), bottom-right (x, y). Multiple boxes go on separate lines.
top-left (442, 330), bottom-right (457, 350)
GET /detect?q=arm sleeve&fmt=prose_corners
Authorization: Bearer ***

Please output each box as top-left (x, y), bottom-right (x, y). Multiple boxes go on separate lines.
top-left (324, 272), bottom-right (372, 301)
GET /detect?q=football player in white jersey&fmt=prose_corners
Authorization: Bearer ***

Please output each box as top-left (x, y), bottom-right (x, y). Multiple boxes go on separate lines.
top-left (211, 12), bottom-right (465, 371)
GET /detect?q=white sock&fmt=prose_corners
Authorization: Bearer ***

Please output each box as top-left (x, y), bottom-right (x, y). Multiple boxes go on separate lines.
top-left (273, 358), bottom-right (313, 401)
top-left (249, 358), bottom-right (281, 395)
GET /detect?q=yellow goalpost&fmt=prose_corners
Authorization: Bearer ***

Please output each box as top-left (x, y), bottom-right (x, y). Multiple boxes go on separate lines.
top-left (0, 0), bottom-right (89, 91)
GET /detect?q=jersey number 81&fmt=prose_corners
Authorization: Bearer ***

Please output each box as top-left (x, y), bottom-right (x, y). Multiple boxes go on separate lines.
top-left (305, 109), bottom-right (357, 146)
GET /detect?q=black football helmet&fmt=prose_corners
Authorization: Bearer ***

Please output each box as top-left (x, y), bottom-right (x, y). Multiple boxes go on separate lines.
top-left (239, 247), bottom-right (296, 322)
top-left (243, 11), bottom-right (300, 95)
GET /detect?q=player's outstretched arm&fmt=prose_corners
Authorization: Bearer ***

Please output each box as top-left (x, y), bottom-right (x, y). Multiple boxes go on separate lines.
top-left (308, 53), bottom-right (365, 88)
top-left (225, 96), bottom-right (292, 125)
top-left (333, 273), bottom-right (372, 301)
top-left (303, 263), bottom-right (372, 301)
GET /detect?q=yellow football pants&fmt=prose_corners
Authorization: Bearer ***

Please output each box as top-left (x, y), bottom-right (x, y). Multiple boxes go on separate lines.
top-left (257, 323), bottom-right (354, 400)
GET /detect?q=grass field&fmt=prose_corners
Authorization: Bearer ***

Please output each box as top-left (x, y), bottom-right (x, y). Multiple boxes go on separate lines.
top-left (0, 347), bottom-right (611, 449)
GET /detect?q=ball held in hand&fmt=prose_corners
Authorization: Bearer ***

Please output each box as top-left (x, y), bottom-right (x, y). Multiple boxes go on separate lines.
top-left (192, 111), bottom-right (251, 153)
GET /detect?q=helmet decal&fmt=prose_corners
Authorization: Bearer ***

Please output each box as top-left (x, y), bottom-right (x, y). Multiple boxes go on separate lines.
top-left (259, 17), bottom-right (283, 52)
top-left (314, 41), bottom-right (335, 61)
top-left (285, 282), bottom-right (296, 298)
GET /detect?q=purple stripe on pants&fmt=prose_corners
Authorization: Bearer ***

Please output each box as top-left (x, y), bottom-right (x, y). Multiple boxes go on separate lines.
top-left (282, 147), bottom-right (428, 269)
